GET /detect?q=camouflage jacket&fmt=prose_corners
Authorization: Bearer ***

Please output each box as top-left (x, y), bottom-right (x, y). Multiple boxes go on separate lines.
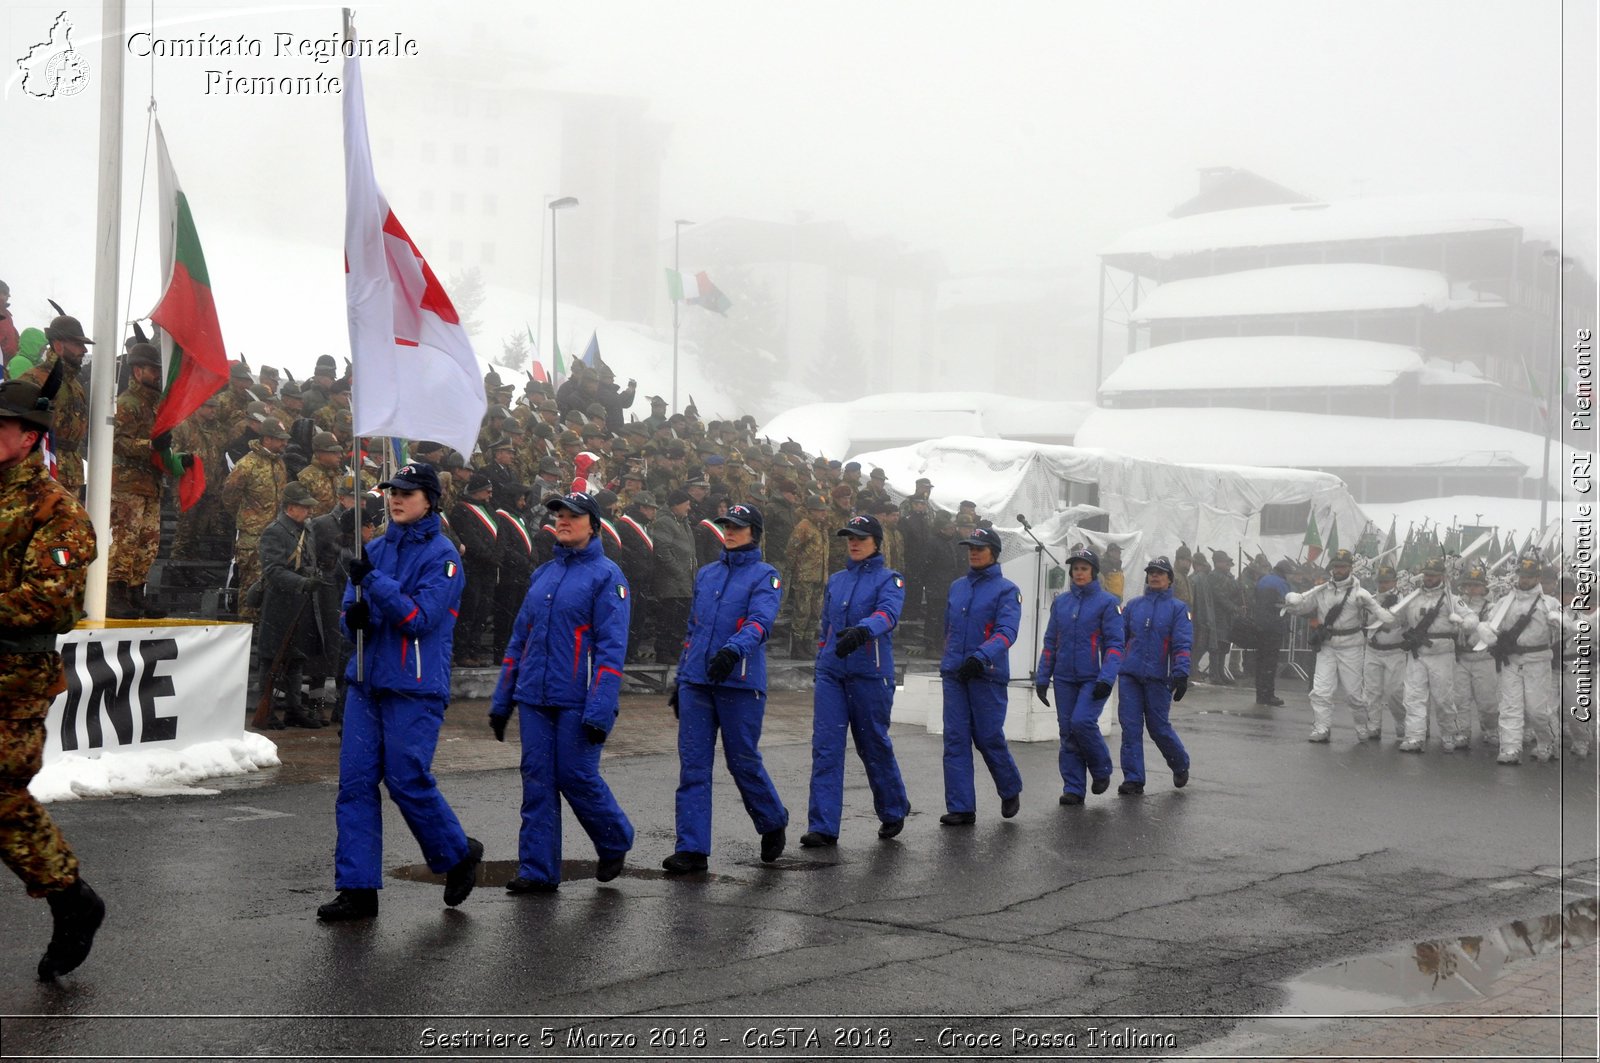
top-left (223, 441), bottom-right (287, 537)
top-left (787, 516), bottom-right (828, 587)
top-left (174, 416), bottom-right (231, 497)
top-left (111, 379), bottom-right (164, 497)
top-left (0, 460), bottom-right (97, 672)
top-left (297, 462), bottom-right (343, 517)
top-left (22, 357), bottom-right (88, 457)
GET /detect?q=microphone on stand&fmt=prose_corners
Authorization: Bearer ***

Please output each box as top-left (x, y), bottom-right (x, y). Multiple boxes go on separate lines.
top-left (1016, 513), bottom-right (1031, 530)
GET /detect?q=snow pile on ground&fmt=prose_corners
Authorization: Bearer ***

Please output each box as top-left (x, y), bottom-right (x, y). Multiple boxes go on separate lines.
top-left (29, 734), bottom-right (281, 803)
top-left (1131, 264), bottom-right (1469, 321)
top-left (764, 392), bottom-right (1095, 459)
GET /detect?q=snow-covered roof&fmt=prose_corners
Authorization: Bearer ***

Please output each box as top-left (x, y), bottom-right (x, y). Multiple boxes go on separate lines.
top-left (1075, 407), bottom-right (1580, 495)
top-left (764, 392), bottom-right (1095, 460)
top-left (1415, 357), bottom-right (1487, 387)
top-left (1130, 264), bottom-right (1501, 322)
top-left (1102, 194), bottom-right (1555, 261)
top-left (1100, 337), bottom-right (1426, 392)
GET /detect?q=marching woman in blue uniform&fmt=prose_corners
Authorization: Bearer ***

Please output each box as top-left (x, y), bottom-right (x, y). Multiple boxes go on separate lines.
top-left (319, 462), bottom-right (483, 921)
top-left (802, 514), bottom-right (910, 847)
top-left (1116, 555), bottom-right (1192, 794)
top-left (489, 491), bottom-right (634, 892)
top-left (663, 503), bottom-right (789, 873)
top-left (939, 526), bottom-right (1023, 825)
top-left (1035, 547), bottom-right (1123, 805)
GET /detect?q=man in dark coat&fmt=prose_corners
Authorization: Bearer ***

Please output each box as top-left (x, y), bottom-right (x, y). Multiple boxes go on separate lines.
top-left (1201, 551), bottom-right (1245, 684)
top-left (650, 489), bottom-right (697, 663)
top-left (449, 473), bottom-right (499, 666)
top-left (615, 490), bottom-right (658, 660)
top-left (1252, 559), bottom-right (1293, 706)
top-left (256, 482), bottom-right (325, 729)
top-left (492, 485), bottom-right (536, 657)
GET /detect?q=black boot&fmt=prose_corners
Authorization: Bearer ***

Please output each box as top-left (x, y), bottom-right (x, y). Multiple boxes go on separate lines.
top-left (282, 662), bottom-right (322, 729)
top-left (37, 879), bottom-right (106, 981)
top-left (106, 582), bottom-right (139, 620)
top-left (316, 888), bottom-right (378, 921)
top-left (443, 838), bottom-right (484, 906)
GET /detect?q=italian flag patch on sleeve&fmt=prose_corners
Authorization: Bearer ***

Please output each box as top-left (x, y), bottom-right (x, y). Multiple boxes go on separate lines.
top-left (617, 584), bottom-right (628, 599)
top-left (770, 575), bottom-right (782, 589)
top-left (445, 560), bottom-right (458, 578)
top-left (50, 547), bottom-right (73, 566)
top-left (894, 576), bottom-right (904, 588)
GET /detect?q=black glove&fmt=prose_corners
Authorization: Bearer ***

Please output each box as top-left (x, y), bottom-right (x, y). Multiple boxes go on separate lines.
top-left (957, 656), bottom-right (985, 681)
top-left (668, 685), bottom-right (680, 720)
top-left (180, 453), bottom-right (195, 469)
top-left (489, 714), bottom-right (508, 742)
top-left (1381, 592), bottom-right (1398, 608)
top-left (706, 647), bottom-right (740, 683)
top-left (1035, 685), bottom-right (1050, 706)
top-left (151, 430), bottom-right (172, 453)
top-left (347, 550), bottom-right (374, 585)
top-left (300, 573), bottom-right (324, 594)
top-left (344, 600), bottom-right (373, 634)
top-left (1091, 680), bottom-right (1112, 701)
top-left (1170, 675), bottom-right (1188, 702)
top-left (583, 723), bottom-right (608, 745)
top-left (833, 626), bottom-right (871, 658)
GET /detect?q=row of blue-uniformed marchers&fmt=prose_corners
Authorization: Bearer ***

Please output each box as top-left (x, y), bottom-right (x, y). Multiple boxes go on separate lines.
top-left (312, 462), bottom-right (1198, 920)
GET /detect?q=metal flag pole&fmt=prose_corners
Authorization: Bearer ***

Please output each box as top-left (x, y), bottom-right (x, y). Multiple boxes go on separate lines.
top-left (342, 6), bottom-right (367, 683)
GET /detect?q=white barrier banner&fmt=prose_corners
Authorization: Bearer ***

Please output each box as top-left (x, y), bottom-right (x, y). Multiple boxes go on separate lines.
top-left (43, 621), bottom-right (255, 764)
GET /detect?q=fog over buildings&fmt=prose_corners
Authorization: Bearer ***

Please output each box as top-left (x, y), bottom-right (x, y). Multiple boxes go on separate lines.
top-left (3, 0), bottom-right (1592, 429)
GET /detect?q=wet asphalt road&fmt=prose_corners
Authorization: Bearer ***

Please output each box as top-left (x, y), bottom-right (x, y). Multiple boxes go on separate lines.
top-left (0, 681), bottom-right (1595, 1060)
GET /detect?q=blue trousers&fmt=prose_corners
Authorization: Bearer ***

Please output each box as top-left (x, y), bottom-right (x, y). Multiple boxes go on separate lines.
top-left (808, 673), bottom-right (909, 836)
top-left (1118, 676), bottom-right (1189, 784)
top-left (1055, 678), bottom-right (1113, 796)
top-left (941, 677), bottom-right (1022, 814)
top-left (674, 683), bottom-right (789, 856)
top-left (516, 703), bottom-right (634, 885)
top-left (335, 686), bottom-right (470, 889)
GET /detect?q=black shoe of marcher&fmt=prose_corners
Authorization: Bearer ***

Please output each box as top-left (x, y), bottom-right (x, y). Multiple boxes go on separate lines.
top-left (939, 812), bottom-right (976, 826)
top-left (442, 837), bottom-right (484, 907)
top-left (1090, 777), bottom-right (1110, 795)
top-left (37, 879), bottom-right (106, 981)
top-left (1173, 769), bottom-right (1190, 789)
top-left (661, 851), bottom-right (709, 874)
top-left (505, 876), bottom-right (559, 894)
top-left (316, 888), bottom-right (378, 922)
top-left (1117, 781), bottom-right (1145, 796)
top-left (595, 856), bottom-right (625, 883)
top-left (877, 819), bottom-right (904, 840)
top-left (1262, 697), bottom-right (1285, 707)
top-left (760, 827), bottom-right (786, 863)
top-left (799, 831), bottom-right (837, 848)
top-left (1000, 794), bottom-right (1020, 819)
top-left (1059, 793), bottom-right (1084, 806)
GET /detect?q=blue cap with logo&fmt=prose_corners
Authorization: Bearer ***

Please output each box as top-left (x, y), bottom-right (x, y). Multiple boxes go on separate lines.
top-left (837, 513), bottom-right (883, 543)
top-left (1144, 555), bottom-right (1174, 577)
top-left (377, 462), bottom-right (442, 501)
top-left (958, 527), bottom-right (1003, 555)
top-left (546, 490), bottom-right (602, 522)
top-left (714, 503), bottom-right (763, 530)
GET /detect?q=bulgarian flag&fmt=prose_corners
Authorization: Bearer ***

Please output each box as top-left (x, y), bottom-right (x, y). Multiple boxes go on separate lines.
top-left (147, 117), bottom-right (227, 508)
top-left (344, 41), bottom-right (486, 457)
top-left (664, 268), bottom-right (733, 315)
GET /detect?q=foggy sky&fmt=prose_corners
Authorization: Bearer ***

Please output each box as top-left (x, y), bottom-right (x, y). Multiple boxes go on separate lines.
top-left (1, 0), bottom-right (1591, 385)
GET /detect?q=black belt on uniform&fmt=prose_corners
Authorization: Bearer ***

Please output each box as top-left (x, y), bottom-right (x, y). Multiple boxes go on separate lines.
top-left (1324, 627), bottom-right (1362, 636)
top-left (1506, 644), bottom-right (1551, 655)
top-left (0, 632), bottom-right (60, 653)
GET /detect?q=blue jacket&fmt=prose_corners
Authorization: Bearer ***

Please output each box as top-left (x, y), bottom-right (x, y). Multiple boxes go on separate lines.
top-left (341, 512), bottom-right (463, 700)
top-left (677, 544), bottom-right (782, 691)
top-left (816, 553), bottom-right (904, 680)
top-left (940, 564), bottom-right (1021, 683)
top-left (1038, 581), bottom-right (1124, 685)
top-left (490, 535), bottom-right (630, 733)
top-left (1120, 586), bottom-right (1193, 679)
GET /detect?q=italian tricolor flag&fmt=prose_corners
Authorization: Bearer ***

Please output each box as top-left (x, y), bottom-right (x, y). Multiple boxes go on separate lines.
top-left (148, 118), bottom-right (227, 508)
top-left (664, 267), bottom-right (733, 315)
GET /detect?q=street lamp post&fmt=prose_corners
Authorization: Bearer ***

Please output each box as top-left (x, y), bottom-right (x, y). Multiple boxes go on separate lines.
top-left (549, 196), bottom-right (579, 384)
top-left (673, 218), bottom-right (693, 413)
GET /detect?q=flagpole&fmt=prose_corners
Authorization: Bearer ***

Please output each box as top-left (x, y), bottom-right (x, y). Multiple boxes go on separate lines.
top-left (536, 193), bottom-right (549, 377)
top-left (85, 0), bottom-right (128, 623)
top-left (549, 196), bottom-right (578, 392)
top-left (343, 6), bottom-right (366, 683)
top-left (672, 219), bottom-right (691, 412)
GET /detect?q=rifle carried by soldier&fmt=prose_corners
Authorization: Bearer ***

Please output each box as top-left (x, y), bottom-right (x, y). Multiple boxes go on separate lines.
top-left (1400, 593), bottom-right (1449, 659)
top-left (1488, 599), bottom-right (1543, 672)
top-left (1306, 583), bottom-right (1352, 654)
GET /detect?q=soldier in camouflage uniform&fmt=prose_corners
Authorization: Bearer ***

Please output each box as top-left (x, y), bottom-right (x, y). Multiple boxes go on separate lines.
top-left (108, 343), bottom-right (180, 619)
top-left (0, 375), bottom-right (107, 981)
top-left (786, 495), bottom-right (830, 656)
top-left (22, 316), bottom-right (92, 500)
top-left (297, 355), bottom-right (338, 424)
top-left (223, 419), bottom-right (290, 618)
top-left (825, 484), bottom-right (855, 575)
top-left (171, 393), bottom-right (233, 562)
top-left (297, 431), bottom-right (346, 517)
top-left (321, 380), bottom-right (354, 444)
top-left (215, 362), bottom-right (256, 436)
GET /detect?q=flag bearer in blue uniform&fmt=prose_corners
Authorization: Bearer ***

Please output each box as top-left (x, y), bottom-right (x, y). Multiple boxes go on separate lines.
top-left (939, 526), bottom-right (1023, 825)
top-left (1035, 547), bottom-right (1123, 805)
top-left (1115, 555), bottom-right (1192, 795)
top-left (663, 504), bottom-right (789, 873)
top-left (489, 491), bottom-right (634, 892)
top-left (802, 514), bottom-right (910, 848)
top-left (319, 462), bottom-right (482, 921)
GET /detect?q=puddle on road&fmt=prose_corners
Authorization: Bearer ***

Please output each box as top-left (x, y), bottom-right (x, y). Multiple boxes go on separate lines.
top-left (1276, 896), bottom-right (1597, 1014)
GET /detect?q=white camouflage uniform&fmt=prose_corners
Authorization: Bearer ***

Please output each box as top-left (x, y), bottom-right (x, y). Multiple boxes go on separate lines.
top-left (1388, 584), bottom-right (1463, 751)
top-left (1471, 585), bottom-right (1567, 762)
top-left (1452, 590), bottom-right (1500, 746)
top-left (1362, 587), bottom-right (1408, 742)
top-left (1285, 577), bottom-right (1395, 741)
top-left (1562, 604), bottom-right (1594, 757)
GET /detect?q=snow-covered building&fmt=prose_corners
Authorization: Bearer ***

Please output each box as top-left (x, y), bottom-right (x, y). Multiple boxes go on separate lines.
top-left (762, 392), bottom-right (1095, 460)
top-left (1093, 170), bottom-right (1596, 508)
